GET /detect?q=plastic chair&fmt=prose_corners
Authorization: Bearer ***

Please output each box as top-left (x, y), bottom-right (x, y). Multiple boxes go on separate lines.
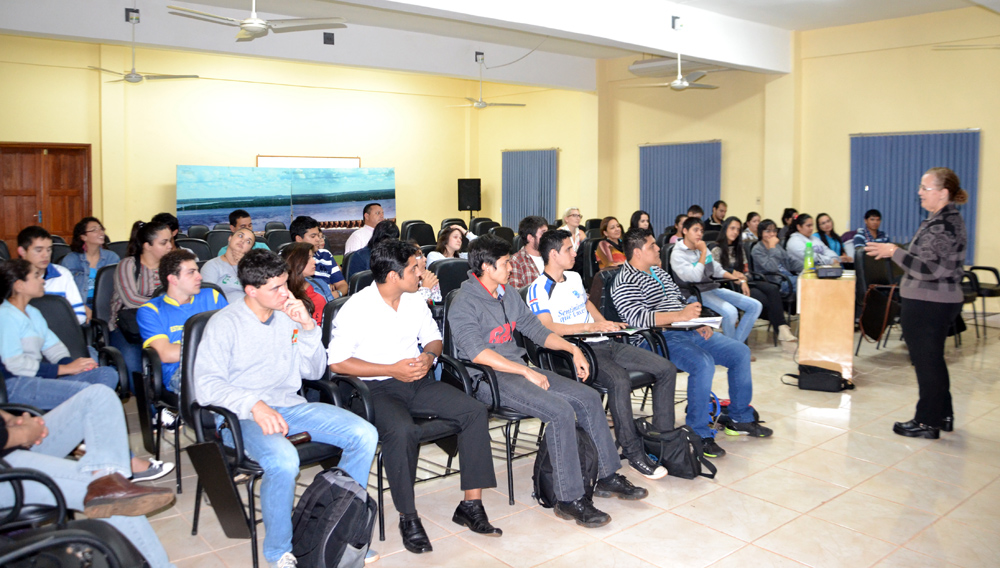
top-left (429, 258), bottom-right (470, 300)
top-left (187, 225), bottom-right (210, 240)
top-left (205, 231), bottom-right (231, 257)
top-left (489, 226), bottom-right (515, 245)
top-left (175, 238), bottom-right (212, 261)
top-left (264, 221), bottom-right (286, 232)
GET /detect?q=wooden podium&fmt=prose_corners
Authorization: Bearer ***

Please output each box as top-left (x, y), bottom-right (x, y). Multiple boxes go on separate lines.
top-left (797, 276), bottom-right (856, 380)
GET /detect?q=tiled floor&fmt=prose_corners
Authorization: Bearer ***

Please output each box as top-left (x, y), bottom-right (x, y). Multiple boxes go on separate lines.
top-left (132, 321), bottom-right (1000, 568)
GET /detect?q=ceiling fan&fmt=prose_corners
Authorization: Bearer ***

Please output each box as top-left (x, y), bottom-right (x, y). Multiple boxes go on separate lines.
top-left (89, 14), bottom-right (198, 83)
top-left (167, 0), bottom-right (346, 41)
top-left (632, 54), bottom-right (718, 91)
top-left (451, 56), bottom-right (526, 109)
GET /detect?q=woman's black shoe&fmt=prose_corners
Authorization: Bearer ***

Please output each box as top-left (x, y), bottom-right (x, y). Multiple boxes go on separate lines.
top-left (399, 514), bottom-right (433, 554)
top-left (893, 420), bottom-right (940, 439)
top-left (942, 416), bottom-right (954, 432)
top-left (452, 499), bottom-right (502, 536)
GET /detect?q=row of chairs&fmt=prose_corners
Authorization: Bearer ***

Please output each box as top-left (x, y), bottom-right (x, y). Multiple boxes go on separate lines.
top-left (186, 221), bottom-right (288, 241)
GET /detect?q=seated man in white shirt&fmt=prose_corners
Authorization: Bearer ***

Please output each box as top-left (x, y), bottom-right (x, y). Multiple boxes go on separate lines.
top-left (343, 203), bottom-right (384, 255)
top-left (527, 229), bottom-right (676, 480)
top-left (17, 226), bottom-right (87, 324)
top-left (327, 239), bottom-right (500, 555)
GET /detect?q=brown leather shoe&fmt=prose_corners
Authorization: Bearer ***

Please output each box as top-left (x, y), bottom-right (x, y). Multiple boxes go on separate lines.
top-left (83, 473), bottom-right (175, 518)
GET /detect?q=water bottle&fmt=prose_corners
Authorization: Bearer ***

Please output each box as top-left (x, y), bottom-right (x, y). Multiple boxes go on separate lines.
top-left (802, 241), bottom-right (816, 278)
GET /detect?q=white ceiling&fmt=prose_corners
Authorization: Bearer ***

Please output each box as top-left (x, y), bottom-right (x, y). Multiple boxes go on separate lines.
top-left (673, 0), bottom-right (975, 31)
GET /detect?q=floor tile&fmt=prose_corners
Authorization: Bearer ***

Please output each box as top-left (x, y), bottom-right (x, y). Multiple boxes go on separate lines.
top-left (534, 541), bottom-right (659, 568)
top-left (456, 507), bottom-right (596, 568)
top-left (672, 487), bottom-right (799, 542)
top-left (855, 469), bottom-right (971, 515)
top-left (708, 545), bottom-right (807, 567)
top-left (819, 432), bottom-right (923, 467)
top-left (776, 447), bottom-right (885, 488)
top-left (605, 512), bottom-right (744, 568)
top-left (728, 468), bottom-right (845, 513)
top-left (893, 449), bottom-right (1000, 492)
top-left (755, 516), bottom-right (896, 568)
top-left (766, 416), bottom-right (847, 446)
top-left (375, 534), bottom-right (511, 568)
top-left (873, 547), bottom-right (960, 568)
top-left (810, 490), bottom-right (938, 545)
top-left (906, 517), bottom-right (1000, 567)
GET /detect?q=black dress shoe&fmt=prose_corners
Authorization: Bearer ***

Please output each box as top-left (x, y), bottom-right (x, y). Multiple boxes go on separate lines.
top-left (893, 420), bottom-right (940, 439)
top-left (399, 514), bottom-right (433, 554)
top-left (452, 499), bottom-right (502, 536)
top-left (942, 416), bottom-right (954, 432)
top-left (554, 497), bottom-right (611, 528)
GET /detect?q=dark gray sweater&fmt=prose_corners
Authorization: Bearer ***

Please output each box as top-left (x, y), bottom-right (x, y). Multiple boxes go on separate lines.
top-left (892, 203), bottom-right (967, 303)
top-left (448, 271), bottom-right (552, 363)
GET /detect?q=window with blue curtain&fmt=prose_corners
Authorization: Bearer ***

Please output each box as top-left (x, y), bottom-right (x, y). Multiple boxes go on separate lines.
top-left (639, 141), bottom-right (721, 233)
top-left (501, 149), bottom-right (557, 230)
top-left (850, 130), bottom-right (979, 264)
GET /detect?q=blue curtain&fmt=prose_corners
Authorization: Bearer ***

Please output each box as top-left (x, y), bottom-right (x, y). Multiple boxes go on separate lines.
top-left (639, 141), bottom-right (721, 234)
top-left (501, 150), bottom-right (557, 230)
top-left (850, 131), bottom-right (979, 264)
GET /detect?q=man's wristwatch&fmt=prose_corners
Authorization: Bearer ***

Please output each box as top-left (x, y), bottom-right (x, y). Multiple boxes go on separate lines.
top-left (423, 352), bottom-right (439, 367)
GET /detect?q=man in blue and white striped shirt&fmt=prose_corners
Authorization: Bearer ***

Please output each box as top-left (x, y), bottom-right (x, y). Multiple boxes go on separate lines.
top-left (17, 226), bottom-right (87, 324)
top-left (610, 228), bottom-right (771, 459)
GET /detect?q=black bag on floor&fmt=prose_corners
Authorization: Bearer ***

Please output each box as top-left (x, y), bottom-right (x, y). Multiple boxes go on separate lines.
top-left (291, 467), bottom-right (377, 568)
top-left (635, 419), bottom-right (717, 480)
top-left (782, 363), bottom-right (854, 392)
top-left (532, 424), bottom-right (599, 508)
top-left (0, 519), bottom-right (150, 568)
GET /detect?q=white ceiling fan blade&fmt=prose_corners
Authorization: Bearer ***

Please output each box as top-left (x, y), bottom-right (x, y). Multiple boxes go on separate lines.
top-left (89, 66), bottom-right (125, 76)
top-left (166, 5), bottom-right (243, 24)
top-left (685, 83), bottom-right (718, 89)
top-left (683, 70), bottom-right (708, 83)
top-left (628, 83), bottom-right (674, 88)
top-left (236, 28), bottom-right (260, 40)
top-left (447, 104), bottom-right (475, 108)
top-left (485, 102), bottom-right (527, 107)
top-left (268, 17), bottom-right (346, 30)
top-left (464, 97), bottom-right (481, 103)
top-left (145, 74), bottom-right (200, 80)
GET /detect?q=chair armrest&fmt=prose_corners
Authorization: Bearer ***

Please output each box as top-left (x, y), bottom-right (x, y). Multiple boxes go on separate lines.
top-left (541, 339), bottom-right (599, 386)
top-left (301, 378), bottom-right (342, 408)
top-left (326, 374), bottom-right (372, 420)
top-left (970, 266), bottom-right (1000, 285)
top-left (0, 466), bottom-right (69, 529)
top-left (90, 318), bottom-right (111, 349)
top-left (963, 270), bottom-right (981, 294)
top-left (192, 404), bottom-right (248, 468)
top-left (100, 345), bottom-right (129, 396)
top-left (0, 404), bottom-right (44, 417)
top-left (439, 355), bottom-right (501, 413)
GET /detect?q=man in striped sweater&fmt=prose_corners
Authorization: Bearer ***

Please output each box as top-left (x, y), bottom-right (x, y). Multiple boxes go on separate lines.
top-left (610, 228), bottom-right (771, 459)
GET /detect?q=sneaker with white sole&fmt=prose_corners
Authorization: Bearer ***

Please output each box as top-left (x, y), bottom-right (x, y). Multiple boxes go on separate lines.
top-left (365, 548), bottom-right (380, 564)
top-left (723, 420), bottom-right (773, 438)
top-left (271, 552), bottom-right (297, 568)
top-left (627, 453), bottom-right (668, 480)
top-left (131, 459), bottom-right (175, 482)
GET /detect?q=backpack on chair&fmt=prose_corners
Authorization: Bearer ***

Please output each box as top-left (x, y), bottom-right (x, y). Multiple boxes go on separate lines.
top-left (532, 424), bottom-right (599, 508)
top-left (291, 467), bottom-right (377, 568)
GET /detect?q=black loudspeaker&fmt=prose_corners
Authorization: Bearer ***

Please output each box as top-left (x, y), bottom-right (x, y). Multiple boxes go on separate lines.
top-left (458, 179), bottom-right (481, 211)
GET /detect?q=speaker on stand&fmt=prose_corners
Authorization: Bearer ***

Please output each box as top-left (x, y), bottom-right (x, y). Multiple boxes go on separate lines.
top-left (458, 178), bottom-right (481, 227)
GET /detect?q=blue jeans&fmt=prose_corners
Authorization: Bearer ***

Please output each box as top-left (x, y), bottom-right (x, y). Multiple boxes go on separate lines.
top-left (5, 366), bottom-right (118, 411)
top-left (110, 328), bottom-right (142, 394)
top-left (224, 403), bottom-right (378, 563)
top-left (660, 330), bottom-right (754, 439)
top-left (698, 287), bottom-right (763, 344)
top-left (1, 385), bottom-right (174, 568)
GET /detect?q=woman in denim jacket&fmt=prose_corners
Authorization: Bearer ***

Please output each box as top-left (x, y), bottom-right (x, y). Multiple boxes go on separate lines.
top-left (59, 217), bottom-right (119, 309)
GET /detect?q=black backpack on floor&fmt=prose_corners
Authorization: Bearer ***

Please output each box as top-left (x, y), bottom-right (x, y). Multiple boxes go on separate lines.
top-left (291, 467), bottom-right (377, 568)
top-left (532, 424), bottom-right (599, 508)
top-left (635, 419), bottom-right (717, 480)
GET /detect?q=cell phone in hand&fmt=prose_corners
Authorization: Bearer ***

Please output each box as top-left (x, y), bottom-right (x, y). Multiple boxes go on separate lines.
top-left (286, 432), bottom-right (311, 446)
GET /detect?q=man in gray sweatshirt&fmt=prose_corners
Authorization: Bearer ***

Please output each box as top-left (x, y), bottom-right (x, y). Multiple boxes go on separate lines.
top-left (194, 249), bottom-right (378, 568)
top-left (448, 235), bottom-right (648, 529)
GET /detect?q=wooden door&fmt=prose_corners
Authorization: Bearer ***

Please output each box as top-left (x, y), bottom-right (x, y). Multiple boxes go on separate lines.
top-left (0, 143), bottom-right (91, 256)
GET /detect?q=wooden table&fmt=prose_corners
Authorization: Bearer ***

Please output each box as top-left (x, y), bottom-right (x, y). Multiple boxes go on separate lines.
top-left (797, 275), bottom-right (856, 380)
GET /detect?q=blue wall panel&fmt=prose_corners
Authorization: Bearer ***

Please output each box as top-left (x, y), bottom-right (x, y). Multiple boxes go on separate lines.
top-left (639, 141), bottom-right (722, 234)
top-left (501, 149), bottom-right (558, 230)
top-left (850, 131), bottom-right (979, 264)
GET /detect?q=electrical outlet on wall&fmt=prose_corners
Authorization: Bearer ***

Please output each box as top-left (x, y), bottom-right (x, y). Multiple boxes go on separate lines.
top-left (126, 8), bottom-right (139, 24)
top-left (475, 51), bottom-right (484, 63)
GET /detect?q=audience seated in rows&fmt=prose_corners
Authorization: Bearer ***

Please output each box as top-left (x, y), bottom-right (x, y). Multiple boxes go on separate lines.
top-left (670, 218), bottom-right (763, 344)
top-left (751, 219), bottom-right (799, 295)
top-left (703, 200), bottom-right (727, 233)
top-left (18, 227), bottom-right (87, 324)
top-left (612, 228), bottom-right (772, 459)
top-left (450, 234), bottom-right (648, 528)
top-left (280, 242), bottom-right (333, 326)
top-left (426, 224), bottom-right (473, 268)
top-left (778, 207), bottom-right (798, 242)
top-left (193, 249), bottom-right (378, 568)
top-left (507, 215), bottom-right (548, 289)
top-left (528, 229), bottom-right (675, 480)
top-left (200, 228), bottom-right (254, 303)
top-left (686, 205), bottom-right (704, 220)
top-left (411, 245), bottom-right (442, 303)
top-left (289, 215), bottom-right (348, 297)
top-left (328, 239), bottom-right (500, 554)
top-left (138, 249), bottom-right (228, 394)
top-left (60, 217), bottom-right (119, 309)
top-left (785, 213), bottom-right (842, 271)
top-left (595, 216), bottom-right (626, 269)
top-left (217, 209), bottom-right (270, 256)
top-left (561, 207), bottom-right (585, 251)
top-left (151, 212), bottom-right (183, 252)
top-left (344, 202), bottom-right (385, 255)
top-left (347, 220), bottom-right (399, 280)
top-left (742, 212), bottom-right (760, 243)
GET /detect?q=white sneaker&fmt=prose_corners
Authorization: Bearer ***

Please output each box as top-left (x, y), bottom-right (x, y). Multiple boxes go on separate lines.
top-left (778, 325), bottom-right (797, 342)
top-left (365, 548), bottom-right (380, 564)
top-left (132, 459), bottom-right (175, 482)
top-left (271, 552), bottom-right (297, 568)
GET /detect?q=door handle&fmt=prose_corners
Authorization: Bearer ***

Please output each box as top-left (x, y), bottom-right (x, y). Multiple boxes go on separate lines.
top-left (34, 210), bottom-right (42, 223)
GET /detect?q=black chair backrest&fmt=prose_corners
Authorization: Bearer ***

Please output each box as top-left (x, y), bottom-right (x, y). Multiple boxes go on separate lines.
top-left (662, 244), bottom-right (680, 282)
top-left (29, 295), bottom-right (88, 358)
top-left (265, 230), bottom-right (292, 251)
top-left (0, 240), bottom-right (9, 260)
top-left (50, 235), bottom-right (67, 245)
top-left (403, 223), bottom-right (436, 246)
top-left (213, 223), bottom-right (230, 231)
top-left (703, 230), bottom-right (720, 243)
top-left (179, 310), bottom-right (220, 428)
top-left (187, 225), bottom-right (210, 240)
top-left (595, 267), bottom-right (624, 322)
top-left (341, 251), bottom-right (355, 276)
top-left (277, 242), bottom-right (294, 254)
top-left (399, 220), bottom-right (424, 237)
top-left (511, 234), bottom-right (524, 253)
top-left (430, 258), bottom-right (470, 299)
top-left (264, 221), bottom-right (286, 232)
top-left (743, 241), bottom-right (756, 272)
top-left (92, 264), bottom-right (118, 325)
top-left (50, 243), bottom-right (70, 264)
top-left (862, 250), bottom-right (894, 286)
top-left (656, 233), bottom-right (670, 249)
top-left (584, 218), bottom-right (602, 231)
top-left (348, 270), bottom-right (374, 295)
top-left (175, 238), bottom-right (212, 262)
top-left (255, 235), bottom-right (268, 248)
top-left (106, 241), bottom-right (129, 258)
top-left (205, 231), bottom-right (231, 257)
top-left (475, 221), bottom-right (500, 236)
top-left (420, 244), bottom-right (436, 257)
top-left (442, 289), bottom-right (461, 359)
top-left (201, 281), bottom-right (227, 300)
top-left (489, 226), bottom-right (515, 245)
top-left (574, 238), bottom-right (601, 290)
top-left (469, 217), bottom-right (492, 235)
top-left (585, 228), bottom-right (603, 240)
top-left (441, 218), bottom-right (467, 230)
top-left (321, 296), bottom-right (352, 347)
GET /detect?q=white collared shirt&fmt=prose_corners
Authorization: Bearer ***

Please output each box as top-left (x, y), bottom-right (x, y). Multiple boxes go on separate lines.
top-left (326, 283), bottom-right (442, 381)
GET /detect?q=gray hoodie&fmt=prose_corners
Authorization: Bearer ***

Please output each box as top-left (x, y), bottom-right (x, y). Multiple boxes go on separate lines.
top-left (448, 271), bottom-right (552, 363)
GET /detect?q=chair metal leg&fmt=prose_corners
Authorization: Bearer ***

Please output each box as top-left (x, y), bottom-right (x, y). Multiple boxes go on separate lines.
top-left (247, 476), bottom-right (259, 568)
top-left (174, 423), bottom-right (183, 494)
top-left (191, 480), bottom-right (202, 535)
top-left (640, 386), bottom-right (651, 411)
top-left (503, 422), bottom-right (515, 506)
top-left (973, 302), bottom-right (981, 338)
top-left (855, 330), bottom-right (864, 356)
top-left (881, 326), bottom-right (892, 348)
top-left (154, 409), bottom-right (163, 461)
top-left (377, 451), bottom-right (386, 542)
top-left (983, 297), bottom-right (988, 338)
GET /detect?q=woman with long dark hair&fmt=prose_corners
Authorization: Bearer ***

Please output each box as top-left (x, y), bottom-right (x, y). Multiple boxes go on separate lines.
top-left (346, 220), bottom-right (399, 279)
top-left (785, 214), bottom-right (840, 272)
top-left (814, 213), bottom-right (852, 264)
top-left (742, 212), bottom-right (761, 243)
top-left (867, 167), bottom-right (968, 439)
top-left (751, 219), bottom-right (798, 296)
top-left (281, 242), bottom-right (332, 325)
top-left (628, 210), bottom-right (651, 233)
top-left (427, 225), bottom-right (469, 268)
top-left (595, 216), bottom-right (626, 269)
top-left (713, 217), bottom-right (795, 341)
top-left (60, 216), bottom-right (119, 308)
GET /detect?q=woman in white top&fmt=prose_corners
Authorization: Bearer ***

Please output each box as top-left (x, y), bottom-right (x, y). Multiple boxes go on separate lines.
top-left (426, 225), bottom-right (473, 268)
top-left (562, 207), bottom-right (585, 251)
top-left (200, 228), bottom-right (254, 303)
top-left (784, 213), bottom-right (840, 272)
top-left (742, 212), bottom-right (760, 243)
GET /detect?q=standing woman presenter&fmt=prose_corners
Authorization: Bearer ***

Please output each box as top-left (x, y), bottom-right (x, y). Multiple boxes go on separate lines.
top-left (867, 167), bottom-right (967, 439)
